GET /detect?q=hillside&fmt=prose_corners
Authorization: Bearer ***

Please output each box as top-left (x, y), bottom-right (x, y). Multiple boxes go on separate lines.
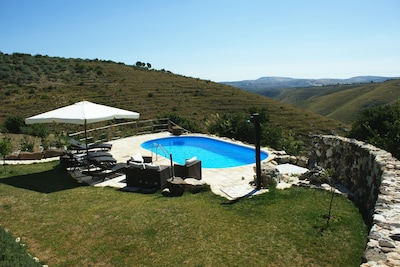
top-left (275, 80), bottom-right (400, 124)
top-left (0, 52), bottom-right (348, 139)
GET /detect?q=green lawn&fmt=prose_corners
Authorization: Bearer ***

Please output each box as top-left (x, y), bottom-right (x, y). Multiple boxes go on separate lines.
top-left (0, 162), bottom-right (367, 266)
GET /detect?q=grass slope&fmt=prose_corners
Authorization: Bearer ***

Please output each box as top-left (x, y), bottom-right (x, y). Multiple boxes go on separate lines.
top-left (276, 80), bottom-right (400, 124)
top-left (0, 52), bottom-right (347, 138)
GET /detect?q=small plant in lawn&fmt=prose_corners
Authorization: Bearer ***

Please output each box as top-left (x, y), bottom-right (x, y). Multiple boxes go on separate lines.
top-left (322, 168), bottom-right (336, 227)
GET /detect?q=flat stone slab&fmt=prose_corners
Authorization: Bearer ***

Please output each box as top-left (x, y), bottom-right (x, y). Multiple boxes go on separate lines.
top-left (220, 184), bottom-right (268, 200)
top-left (276, 163), bottom-right (308, 174)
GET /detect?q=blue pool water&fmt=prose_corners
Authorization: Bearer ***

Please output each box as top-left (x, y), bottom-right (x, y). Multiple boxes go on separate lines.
top-left (141, 136), bottom-right (268, 168)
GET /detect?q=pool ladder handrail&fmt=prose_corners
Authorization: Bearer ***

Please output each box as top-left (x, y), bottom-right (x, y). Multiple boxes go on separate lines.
top-left (149, 143), bottom-right (170, 161)
top-left (149, 143), bottom-right (175, 177)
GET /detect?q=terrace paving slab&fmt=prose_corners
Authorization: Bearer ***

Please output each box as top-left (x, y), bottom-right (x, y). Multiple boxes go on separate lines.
top-left (220, 184), bottom-right (268, 200)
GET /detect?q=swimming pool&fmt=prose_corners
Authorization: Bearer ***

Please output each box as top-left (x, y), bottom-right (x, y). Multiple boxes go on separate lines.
top-left (141, 135), bottom-right (268, 168)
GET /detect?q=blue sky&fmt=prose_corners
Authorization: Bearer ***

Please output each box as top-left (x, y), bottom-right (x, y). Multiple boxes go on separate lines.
top-left (1, 0), bottom-right (399, 82)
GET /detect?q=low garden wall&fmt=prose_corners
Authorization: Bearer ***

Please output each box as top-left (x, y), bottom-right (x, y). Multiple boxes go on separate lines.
top-left (311, 135), bottom-right (400, 267)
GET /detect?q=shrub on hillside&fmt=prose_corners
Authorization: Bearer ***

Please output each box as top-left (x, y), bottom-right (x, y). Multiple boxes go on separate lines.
top-left (206, 112), bottom-right (255, 143)
top-left (206, 107), bottom-right (303, 154)
top-left (23, 124), bottom-right (50, 139)
top-left (278, 130), bottom-right (304, 155)
top-left (347, 100), bottom-right (400, 159)
top-left (160, 112), bottom-right (201, 133)
top-left (2, 116), bottom-right (49, 138)
top-left (2, 116), bottom-right (25, 134)
top-left (206, 107), bottom-right (270, 143)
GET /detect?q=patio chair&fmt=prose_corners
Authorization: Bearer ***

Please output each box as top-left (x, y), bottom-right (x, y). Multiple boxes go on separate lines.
top-left (127, 153), bottom-right (153, 164)
top-left (69, 138), bottom-right (112, 152)
top-left (174, 158), bottom-right (202, 180)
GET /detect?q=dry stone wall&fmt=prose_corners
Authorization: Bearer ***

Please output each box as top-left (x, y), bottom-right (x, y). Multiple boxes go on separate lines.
top-left (311, 135), bottom-right (400, 267)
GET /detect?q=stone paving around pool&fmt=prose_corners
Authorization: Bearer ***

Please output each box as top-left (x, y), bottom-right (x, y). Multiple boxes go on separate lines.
top-left (69, 132), bottom-right (310, 200)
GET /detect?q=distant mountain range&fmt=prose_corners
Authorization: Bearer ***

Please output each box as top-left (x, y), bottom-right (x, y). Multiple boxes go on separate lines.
top-left (221, 76), bottom-right (398, 97)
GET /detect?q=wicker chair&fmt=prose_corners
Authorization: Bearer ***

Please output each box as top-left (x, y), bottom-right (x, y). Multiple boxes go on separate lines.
top-left (174, 159), bottom-right (202, 180)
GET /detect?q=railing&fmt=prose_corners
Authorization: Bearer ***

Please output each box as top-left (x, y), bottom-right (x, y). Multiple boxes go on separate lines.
top-left (148, 143), bottom-right (170, 162)
top-left (69, 117), bottom-right (172, 144)
top-left (147, 142), bottom-right (175, 176)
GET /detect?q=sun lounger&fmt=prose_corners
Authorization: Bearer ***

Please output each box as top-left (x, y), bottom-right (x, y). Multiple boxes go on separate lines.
top-left (82, 163), bottom-right (128, 181)
top-left (88, 155), bottom-right (117, 169)
top-left (87, 151), bottom-right (113, 159)
top-left (60, 152), bottom-right (116, 170)
top-left (60, 153), bottom-right (89, 170)
top-left (69, 138), bottom-right (112, 152)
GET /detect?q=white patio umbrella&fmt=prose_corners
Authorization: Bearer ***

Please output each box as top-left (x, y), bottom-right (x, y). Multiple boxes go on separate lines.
top-left (25, 100), bottom-right (140, 152)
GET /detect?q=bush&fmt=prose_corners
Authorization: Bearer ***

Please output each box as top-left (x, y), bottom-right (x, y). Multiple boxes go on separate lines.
top-left (0, 137), bottom-right (12, 168)
top-left (0, 137), bottom-right (12, 157)
top-left (20, 136), bottom-right (34, 152)
top-left (278, 130), bottom-right (304, 155)
top-left (261, 124), bottom-right (283, 149)
top-left (347, 100), bottom-right (400, 159)
top-left (160, 112), bottom-right (201, 133)
top-left (206, 112), bottom-right (254, 143)
top-left (2, 116), bottom-right (49, 139)
top-left (23, 124), bottom-right (49, 139)
top-left (0, 227), bottom-right (42, 266)
top-left (206, 107), bottom-right (304, 155)
top-left (2, 116), bottom-right (25, 134)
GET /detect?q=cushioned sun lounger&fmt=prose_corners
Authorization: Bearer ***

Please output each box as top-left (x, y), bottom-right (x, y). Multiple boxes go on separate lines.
top-left (60, 152), bottom-right (116, 170)
top-left (69, 139), bottom-right (112, 151)
top-left (88, 155), bottom-right (117, 169)
top-left (87, 151), bottom-right (113, 159)
top-left (60, 153), bottom-right (89, 170)
top-left (82, 163), bottom-right (127, 181)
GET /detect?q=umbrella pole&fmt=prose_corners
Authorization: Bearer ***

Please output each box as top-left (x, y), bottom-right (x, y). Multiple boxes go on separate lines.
top-left (84, 121), bottom-right (90, 171)
top-left (84, 121), bottom-right (88, 154)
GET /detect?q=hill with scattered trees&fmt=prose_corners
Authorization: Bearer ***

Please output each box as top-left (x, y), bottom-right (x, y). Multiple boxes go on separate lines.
top-left (0, 52), bottom-right (347, 137)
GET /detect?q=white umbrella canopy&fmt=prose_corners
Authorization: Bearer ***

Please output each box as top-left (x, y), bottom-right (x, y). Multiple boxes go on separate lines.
top-left (25, 101), bottom-right (140, 152)
top-left (25, 100), bottom-right (140, 125)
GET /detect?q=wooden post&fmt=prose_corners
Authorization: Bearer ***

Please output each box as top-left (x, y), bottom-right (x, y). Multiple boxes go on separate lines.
top-left (252, 113), bottom-right (262, 190)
